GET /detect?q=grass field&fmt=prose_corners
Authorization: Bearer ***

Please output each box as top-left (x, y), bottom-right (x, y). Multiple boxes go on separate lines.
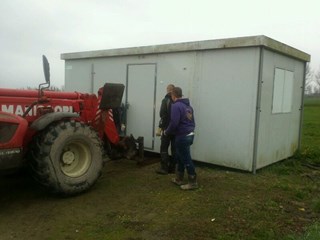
top-left (267, 96), bottom-right (320, 239)
top-left (0, 97), bottom-right (319, 240)
top-left (301, 97), bottom-right (320, 162)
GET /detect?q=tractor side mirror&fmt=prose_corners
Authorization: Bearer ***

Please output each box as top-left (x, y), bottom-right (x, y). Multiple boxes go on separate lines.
top-left (38, 55), bottom-right (51, 98)
top-left (99, 83), bottom-right (125, 109)
top-left (42, 55), bottom-right (50, 85)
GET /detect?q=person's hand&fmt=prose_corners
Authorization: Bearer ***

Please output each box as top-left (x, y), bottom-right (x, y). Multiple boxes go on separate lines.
top-left (156, 128), bottom-right (162, 137)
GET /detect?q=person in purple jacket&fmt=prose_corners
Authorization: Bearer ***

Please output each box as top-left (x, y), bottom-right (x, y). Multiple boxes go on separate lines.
top-left (164, 87), bottom-right (198, 190)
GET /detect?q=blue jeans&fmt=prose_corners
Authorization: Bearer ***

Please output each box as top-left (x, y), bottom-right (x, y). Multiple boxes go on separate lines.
top-left (175, 135), bottom-right (196, 176)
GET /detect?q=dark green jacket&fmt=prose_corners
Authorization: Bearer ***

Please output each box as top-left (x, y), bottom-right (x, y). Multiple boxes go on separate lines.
top-left (159, 93), bottom-right (173, 129)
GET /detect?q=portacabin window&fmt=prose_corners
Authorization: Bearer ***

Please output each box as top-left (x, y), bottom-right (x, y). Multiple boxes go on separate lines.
top-left (272, 68), bottom-right (294, 114)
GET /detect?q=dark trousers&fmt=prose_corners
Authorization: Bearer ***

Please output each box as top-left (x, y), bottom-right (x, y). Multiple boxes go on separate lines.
top-left (175, 135), bottom-right (196, 175)
top-left (160, 134), bottom-right (176, 163)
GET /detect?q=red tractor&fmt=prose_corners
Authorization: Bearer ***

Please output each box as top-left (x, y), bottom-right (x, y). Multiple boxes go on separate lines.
top-left (0, 56), bottom-right (143, 195)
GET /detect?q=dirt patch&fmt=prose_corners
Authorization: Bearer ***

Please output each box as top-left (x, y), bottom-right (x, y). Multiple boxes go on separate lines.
top-left (0, 156), bottom-right (319, 240)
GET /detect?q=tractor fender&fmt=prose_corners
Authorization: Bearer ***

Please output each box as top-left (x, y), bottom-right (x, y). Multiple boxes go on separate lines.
top-left (30, 112), bottom-right (79, 131)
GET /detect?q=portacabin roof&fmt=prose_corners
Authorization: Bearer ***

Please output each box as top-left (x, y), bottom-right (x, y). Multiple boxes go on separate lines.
top-left (60, 35), bottom-right (310, 62)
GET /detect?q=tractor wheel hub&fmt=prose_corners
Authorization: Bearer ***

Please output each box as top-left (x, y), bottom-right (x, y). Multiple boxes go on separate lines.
top-left (62, 151), bottom-right (75, 165)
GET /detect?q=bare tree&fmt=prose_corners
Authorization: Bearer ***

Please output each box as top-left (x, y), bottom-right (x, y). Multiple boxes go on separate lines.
top-left (305, 63), bottom-right (314, 95)
top-left (22, 85), bottom-right (63, 91)
top-left (48, 86), bottom-right (62, 91)
top-left (314, 67), bottom-right (320, 95)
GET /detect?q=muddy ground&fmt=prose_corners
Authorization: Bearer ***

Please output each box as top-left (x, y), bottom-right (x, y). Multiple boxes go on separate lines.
top-left (0, 154), bottom-right (319, 240)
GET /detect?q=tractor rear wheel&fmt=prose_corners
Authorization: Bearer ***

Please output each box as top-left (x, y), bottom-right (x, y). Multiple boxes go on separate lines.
top-left (29, 120), bottom-right (103, 195)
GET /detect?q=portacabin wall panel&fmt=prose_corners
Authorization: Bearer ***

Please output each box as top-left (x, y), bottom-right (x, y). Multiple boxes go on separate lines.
top-left (65, 60), bottom-right (93, 92)
top-left (193, 48), bottom-right (260, 171)
top-left (92, 57), bottom-right (128, 90)
top-left (153, 52), bottom-right (197, 155)
top-left (256, 49), bottom-right (304, 169)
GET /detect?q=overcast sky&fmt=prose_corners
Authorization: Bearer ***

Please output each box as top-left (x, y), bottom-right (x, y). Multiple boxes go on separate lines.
top-left (1, 0), bottom-right (319, 89)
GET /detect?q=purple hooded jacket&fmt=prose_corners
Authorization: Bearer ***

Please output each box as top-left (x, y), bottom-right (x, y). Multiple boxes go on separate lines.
top-left (165, 98), bottom-right (195, 137)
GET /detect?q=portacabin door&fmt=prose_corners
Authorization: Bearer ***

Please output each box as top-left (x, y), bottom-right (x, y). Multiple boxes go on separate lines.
top-left (126, 64), bottom-right (157, 150)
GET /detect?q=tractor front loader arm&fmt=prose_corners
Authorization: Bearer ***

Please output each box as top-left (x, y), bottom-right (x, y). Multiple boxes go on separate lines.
top-left (96, 83), bottom-right (144, 163)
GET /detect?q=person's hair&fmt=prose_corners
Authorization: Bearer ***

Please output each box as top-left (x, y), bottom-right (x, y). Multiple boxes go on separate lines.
top-left (167, 84), bottom-right (175, 92)
top-left (172, 87), bottom-right (183, 98)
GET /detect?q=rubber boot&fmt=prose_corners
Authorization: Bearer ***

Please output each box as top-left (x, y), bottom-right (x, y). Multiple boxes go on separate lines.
top-left (171, 171), bottom-right (184, 186)
top-left (155, 153), bottom-right (169, 175)
top-left (180, 175), bottom-right (198, 190)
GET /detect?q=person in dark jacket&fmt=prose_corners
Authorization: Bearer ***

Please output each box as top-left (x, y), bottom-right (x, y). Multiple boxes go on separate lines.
top-left (156, 84), bottom-right (176, 174)
top-left (165, 87), bottom-right (198, 190)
